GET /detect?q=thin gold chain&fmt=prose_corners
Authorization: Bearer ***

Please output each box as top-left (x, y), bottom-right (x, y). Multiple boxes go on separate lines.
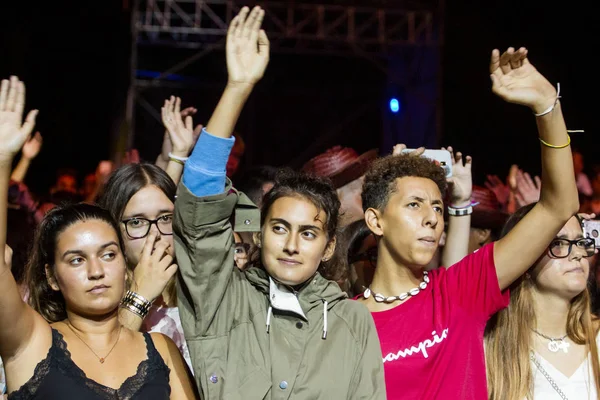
top-left (66, 322), bottom-right (122, 364)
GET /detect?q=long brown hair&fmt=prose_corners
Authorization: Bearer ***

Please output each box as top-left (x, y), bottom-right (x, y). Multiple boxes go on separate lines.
top-left (26, 203), bottom-right (127, 323)
top-left (485, 203), bottom-right (600, 399)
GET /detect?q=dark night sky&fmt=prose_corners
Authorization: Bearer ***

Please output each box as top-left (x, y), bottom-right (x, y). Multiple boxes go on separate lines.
top-left (0, 1), bottom-right (596, 195)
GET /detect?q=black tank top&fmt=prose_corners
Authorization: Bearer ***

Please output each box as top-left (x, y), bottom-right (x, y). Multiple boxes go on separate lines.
top-left (8, 329), bottom-right (171, 400)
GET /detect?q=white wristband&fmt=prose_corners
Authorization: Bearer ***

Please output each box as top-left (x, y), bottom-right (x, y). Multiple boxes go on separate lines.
top-left (168, 152), bottom-right (189, 161)
top-left (534, 83), bottom-right (561, 117)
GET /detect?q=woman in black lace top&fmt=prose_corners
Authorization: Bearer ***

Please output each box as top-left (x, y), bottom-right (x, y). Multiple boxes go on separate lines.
top-left (0, 77), bottom-right (198, 399)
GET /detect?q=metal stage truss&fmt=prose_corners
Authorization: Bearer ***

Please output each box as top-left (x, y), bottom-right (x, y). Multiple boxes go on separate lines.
top-left (125, 0), bottom-right (443, 154)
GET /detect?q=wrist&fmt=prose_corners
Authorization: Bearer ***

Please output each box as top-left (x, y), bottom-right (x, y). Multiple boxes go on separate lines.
top-left (532, 98), bottom-right (559, 116)
top-left (169, 149), bottom-right (190, 158)
top-left (131, 285), bottom-right (158, 303)
top-left (225, 81), bottom-right (255, 95)
top-left (450, 198), bottom-right (472, 208)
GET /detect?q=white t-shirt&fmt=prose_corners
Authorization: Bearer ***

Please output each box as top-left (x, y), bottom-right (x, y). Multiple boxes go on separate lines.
top-left (531, 334), bottom-right (599, 399)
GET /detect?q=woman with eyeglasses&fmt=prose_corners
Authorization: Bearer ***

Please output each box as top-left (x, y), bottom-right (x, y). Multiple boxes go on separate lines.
top-left (485, 204), bottom-right (600, 399)
top-left (98, 163), bottom-right (193, 371)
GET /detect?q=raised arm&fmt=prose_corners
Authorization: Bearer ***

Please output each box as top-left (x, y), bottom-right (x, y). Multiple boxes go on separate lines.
top-left (160, 98), bottom-right (202, 185)
top-left (156, 105), bottom-right (200, 170)
top-left (174, 6), bottom-right (267, 337)
top-left (490, 48), bottom-right (579, 290)
top-left (10, 131), bottom-right (42, 183)
top-left (0, 76), bottom-right (42, 359)
top-left (441, 147), bottom-right (472, 267)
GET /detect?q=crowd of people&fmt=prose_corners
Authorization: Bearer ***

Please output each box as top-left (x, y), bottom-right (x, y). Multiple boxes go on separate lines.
top-left (0, 5), bottom-right (599, 400)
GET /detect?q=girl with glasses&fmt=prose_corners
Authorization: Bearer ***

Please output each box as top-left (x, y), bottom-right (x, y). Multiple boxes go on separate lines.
top-left (486, 204), bottom-right (600, 399)
top-left (98, 163), bottom-right (193, 372)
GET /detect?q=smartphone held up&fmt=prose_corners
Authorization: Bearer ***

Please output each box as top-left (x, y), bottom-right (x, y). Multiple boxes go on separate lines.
top-left (402, 149), bottom-right (453, 178)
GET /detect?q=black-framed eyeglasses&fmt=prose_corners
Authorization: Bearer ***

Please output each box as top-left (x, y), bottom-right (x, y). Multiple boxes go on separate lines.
top-left (121, 214), bottom-right (173, 239)
top-left (348, 247), bottom-right (378, 266)
top-left (548, 237), bottom-right (595, 259)
top-left (234, 243), bottom-right (251, 256)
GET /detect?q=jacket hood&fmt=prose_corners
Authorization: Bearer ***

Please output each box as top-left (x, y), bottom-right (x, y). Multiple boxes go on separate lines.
top-left (245, 266), bottom-right (347, 314)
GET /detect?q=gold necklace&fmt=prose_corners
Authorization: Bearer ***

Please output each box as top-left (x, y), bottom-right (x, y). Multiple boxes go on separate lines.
top-left (66, 322), bottom-right (122, 364)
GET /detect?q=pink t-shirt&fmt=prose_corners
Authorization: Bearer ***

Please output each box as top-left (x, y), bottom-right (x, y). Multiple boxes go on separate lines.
top-left (359, 243), bottom-right (509, 399)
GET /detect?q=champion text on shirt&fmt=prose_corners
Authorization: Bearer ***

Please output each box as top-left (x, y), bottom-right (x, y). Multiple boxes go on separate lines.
top-left (382, 329), bottom-right (449, 362)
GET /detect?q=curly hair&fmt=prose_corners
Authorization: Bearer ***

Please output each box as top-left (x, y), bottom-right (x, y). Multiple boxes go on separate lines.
top-left (362, 154), bottom-right (448, 212)
top-left (247, 168), bottom-right (345, 283)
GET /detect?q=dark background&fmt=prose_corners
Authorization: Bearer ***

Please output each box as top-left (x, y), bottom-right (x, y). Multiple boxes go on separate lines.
top-left (0, 1), bottom-right (596, 195)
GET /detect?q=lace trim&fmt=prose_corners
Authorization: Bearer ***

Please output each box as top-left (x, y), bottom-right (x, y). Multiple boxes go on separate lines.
top-left (9, 329), bottom-right (170, 400)
top-left (7, 330), bottom-right (58, 400)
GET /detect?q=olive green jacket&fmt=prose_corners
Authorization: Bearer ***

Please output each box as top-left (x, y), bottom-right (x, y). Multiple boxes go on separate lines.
top-left (174, 180), bottom-right (386, 399)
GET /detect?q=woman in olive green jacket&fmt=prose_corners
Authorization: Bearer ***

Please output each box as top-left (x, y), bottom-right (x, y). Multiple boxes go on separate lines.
top-left (172, 6), bottom-right (386, 399)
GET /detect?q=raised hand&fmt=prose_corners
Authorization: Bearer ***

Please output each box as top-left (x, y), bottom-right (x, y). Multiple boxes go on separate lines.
top-left (123, 148), bottom-right (140, 165)
top-left (0, 77), bottom-right (38, 162)
top-left (485, 174), bottom-right (510, 206)
top-left (95, 160), bottom-right (114, 185)
top-left (444, 146), bottom-right (472, 206)
top-left (21, 131), bottom-right (43, 160)
top-left (130, 231), bottom-right (178, 303)
top-left (490, 47), bottom-right (557, 114)
top-left (226, 6), bottom-right (269, 87)
top-left (161, 96), bottom-right (201, 158)
top-left (514, 169), bottom-right (541, 206)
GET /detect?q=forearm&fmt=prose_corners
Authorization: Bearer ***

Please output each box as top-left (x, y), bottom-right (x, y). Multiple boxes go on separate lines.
top-left (164, 160), bottom-right (184, 186)
top-left (536, 104), bottom-right (579, 216)
top-left (118, 307), bottom-right (144, 332)
top-left (205, 83), bottom-right (253, 139)
top-left (10, 158), bottom-right (30, 183)
top-left (442, 214), bottom-right (471, 267)
top-left (0, 160), bottom-right (11, 270)
top-left (156, 132), bottom-right (170, 170)
top-left (155, 155), bottom-right (168, 170)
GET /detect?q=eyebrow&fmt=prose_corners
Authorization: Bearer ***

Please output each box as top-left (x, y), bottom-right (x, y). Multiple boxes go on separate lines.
top-left (555, 234), bottom-right (584, 240)
top-left (269, 218), bottom-right (323, 232)
top-left (408, 196), bottom-right (444, 205)
top-left (62, 241), bottom-right (119, 258)
top-left (123, 209), bottom-right (174, 219)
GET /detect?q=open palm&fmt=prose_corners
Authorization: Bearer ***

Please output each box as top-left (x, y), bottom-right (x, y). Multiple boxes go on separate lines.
top-left (0, 77), bottom-right (38, 160)
top-left (490, 47), bottom-right (557, 113)
top-left (226, 6), bottom-right (269, 86)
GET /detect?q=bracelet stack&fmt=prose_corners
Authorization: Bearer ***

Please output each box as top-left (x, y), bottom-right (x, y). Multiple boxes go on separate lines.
top-left (119, 290), bottom-right (153, 319)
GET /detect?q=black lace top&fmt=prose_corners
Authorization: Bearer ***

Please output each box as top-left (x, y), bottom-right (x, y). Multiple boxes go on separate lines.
top-left (8, 329), bottom-right (171, 400)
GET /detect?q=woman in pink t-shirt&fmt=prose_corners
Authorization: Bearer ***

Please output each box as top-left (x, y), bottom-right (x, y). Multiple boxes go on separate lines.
top-left (357, 47), bottom-right (580, 399)
top-left (486, 205), bottom-right (600, 399)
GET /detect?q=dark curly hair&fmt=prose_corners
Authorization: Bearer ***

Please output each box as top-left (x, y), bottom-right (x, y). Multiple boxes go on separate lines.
top-left (249, 168), bottom-right (345, 282)
top-left (362, 154), bottom-right (448, 212)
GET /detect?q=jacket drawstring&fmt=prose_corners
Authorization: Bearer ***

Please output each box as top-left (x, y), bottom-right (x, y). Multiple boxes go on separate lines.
top-left (266, 305), bottom-right (273, 333)
top-left (322, 300), bottom-right (328, 340)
